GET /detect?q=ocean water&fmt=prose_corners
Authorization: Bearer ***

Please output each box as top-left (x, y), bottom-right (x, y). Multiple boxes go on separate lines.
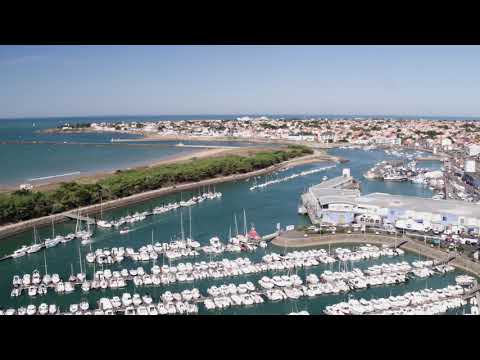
top-left (0, 147), bottom-right (470, 315)
top-left (0, 116), bottom-right (263, 186)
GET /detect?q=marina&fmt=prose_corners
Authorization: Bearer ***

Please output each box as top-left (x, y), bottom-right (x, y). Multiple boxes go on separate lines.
top-left (4, 44), bottom-right (480, 317)
top-left (0, 147), bottom-right (478, 315)
top-left (250, 165), bottom-right (335, 191)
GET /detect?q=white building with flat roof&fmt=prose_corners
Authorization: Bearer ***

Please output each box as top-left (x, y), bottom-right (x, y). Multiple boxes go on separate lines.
top-left (302, 176), bottom-right (480, 233)
top-left (469, 144), bottom-right (480, 156)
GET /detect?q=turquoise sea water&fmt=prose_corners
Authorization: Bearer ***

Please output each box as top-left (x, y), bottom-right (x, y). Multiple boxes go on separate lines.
top-left (0, 116), bottom-right (262, 186)
top-left (0, 145), bottom-right (469, 315)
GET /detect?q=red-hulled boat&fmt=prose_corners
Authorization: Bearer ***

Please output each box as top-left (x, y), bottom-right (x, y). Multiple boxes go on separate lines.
top-left (247, 227), bottom-right (261, 241)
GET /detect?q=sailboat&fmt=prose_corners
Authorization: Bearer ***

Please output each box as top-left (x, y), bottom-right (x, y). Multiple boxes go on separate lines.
top-left (186, 207), bottom-right (201, 249)
top-left (27, 226), bottom-right (43, 253)
top-left (68, 263), bottom-right (76, 282)
top-left (77, 247), bottom-right (86, 282)
top-left (97, 197), bottom-right (112, 228)
top-left (42, 251), bottom-right (52, 285)
top-left (180, 209), bottom-right (185, 241)
top-left (236, 210), bottom-right (248, 243)
top-left (45, 217), bottom-right (61, 248)
top-left (228, 225), bottom-right (237, 244)
top-left (234, 213), bottom-right (239, 238)
top-left (81, 217), bottom-right (93, 245)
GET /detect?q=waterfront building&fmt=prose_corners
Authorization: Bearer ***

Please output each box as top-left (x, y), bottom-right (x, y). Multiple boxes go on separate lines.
top-left (301, 174), bottom-right (480, 234)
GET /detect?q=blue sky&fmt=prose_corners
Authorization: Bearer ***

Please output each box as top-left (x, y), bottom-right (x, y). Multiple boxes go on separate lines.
top-left (1, 45), bottom-right (480, 118)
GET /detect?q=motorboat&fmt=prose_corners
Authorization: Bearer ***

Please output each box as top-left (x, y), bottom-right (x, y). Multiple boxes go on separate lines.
top-left (26, 304), bottom-right (37, 315)
top-left (384, 174), bottom-right (408, 181)
top-left (38, 303), bottom-right (48, 315)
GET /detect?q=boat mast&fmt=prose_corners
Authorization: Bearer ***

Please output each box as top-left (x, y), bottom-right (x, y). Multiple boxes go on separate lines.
top-left (243, 209), bottom-right (247, 237)
top-left (234, 214), bottom-right (239, 237)
top-left (44, 251), bottom-right (48, 274)
top-left (78, 247), bottom-right (83, 274)
top-left (52, 217), bottom-right (55, 238)
top-left (180, 210), bottom-right (184, 241)
top-left (151, 229), bottom-right (154, 246)
top-left (189, 207), bottom-right (192, 240)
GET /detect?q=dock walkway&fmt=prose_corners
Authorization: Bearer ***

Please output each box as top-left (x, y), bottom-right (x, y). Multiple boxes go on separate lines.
top-left (64, 213), bottom-right (96, 225)
top-left (272, 231), bottom-right (480, 277)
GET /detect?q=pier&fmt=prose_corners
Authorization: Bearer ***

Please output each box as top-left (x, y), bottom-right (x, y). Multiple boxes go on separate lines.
top-left (463, 282), bottom-right (480, 300)
top-left (64, 213), bottom-right (96, 225)
top-left (394, 239), bottom-right (409, 249)
top-left (272, 231), bottom-right (480, 278)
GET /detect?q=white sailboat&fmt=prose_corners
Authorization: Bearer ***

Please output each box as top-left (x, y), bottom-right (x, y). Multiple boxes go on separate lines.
top-left (243, 209), bottom-right (247, 237)
top-left (180, 209), bottom-right (185, 241)
top-left (77, 247), bottom-right (86, 282)
top-left (27, 226), bottom-right (42, 254)
top-left (97, 197), bottom-right (112, 228)
top-left (42, 251), bottom-right (52, 285)
top-left (11, 245), bottom-right (29, 258)
top-left (45, 218), bottom-right (61, 248)
top-left (81, 216), bottom-right (93, 245)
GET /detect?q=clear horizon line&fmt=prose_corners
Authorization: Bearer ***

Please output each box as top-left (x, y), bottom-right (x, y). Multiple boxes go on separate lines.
top-left (2, 112), bottom-right (480, 121)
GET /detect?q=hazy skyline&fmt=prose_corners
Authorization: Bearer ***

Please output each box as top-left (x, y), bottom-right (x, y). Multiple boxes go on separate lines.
top-left (2, 45), bottom-right (480, 118)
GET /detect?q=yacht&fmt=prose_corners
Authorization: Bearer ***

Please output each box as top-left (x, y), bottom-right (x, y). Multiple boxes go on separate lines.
top-left (48, 304), bottom-right (58, 315)
top-left (11, 246), bottom-right (29, 258)
top-left (38, 303), bottom-right (49, 315)
top-left (17, 307), bottom-right (26, 315)
top-left (383, 174), bottom-right (407, 181)
top-left (26, 304), bottom-right (37, 315)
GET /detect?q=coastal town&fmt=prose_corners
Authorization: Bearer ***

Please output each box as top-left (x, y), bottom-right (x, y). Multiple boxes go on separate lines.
top-left (2, 44), bottom-right (480, 316)
top-left (78, 115), bottom-right (480, 151)
top-left (3, 119), bottom-right (480, 315)
top-left (58, 116), bottom-right (480, 205)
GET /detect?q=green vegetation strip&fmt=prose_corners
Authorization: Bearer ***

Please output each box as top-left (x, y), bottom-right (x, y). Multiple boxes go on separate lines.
top-left (0, 145), bottom-right (313, 225)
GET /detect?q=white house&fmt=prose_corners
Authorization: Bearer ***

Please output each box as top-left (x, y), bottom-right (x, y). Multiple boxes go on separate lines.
top-left (468, 144), bottom-right (480, 156)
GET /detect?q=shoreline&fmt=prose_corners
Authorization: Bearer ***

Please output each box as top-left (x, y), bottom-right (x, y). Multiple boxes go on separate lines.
top-left (0, 150), bottom-right (341, 240)
top-left (272, 232), bottom-right (480, 277)
top-left (0, 147), bottom-right (242, 193)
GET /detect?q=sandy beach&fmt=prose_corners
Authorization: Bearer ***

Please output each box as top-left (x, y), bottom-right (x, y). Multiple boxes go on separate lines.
top-left (0, 148), bottom-right (342, 239)
top-left (0, 141), bottom-right (341, 193)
